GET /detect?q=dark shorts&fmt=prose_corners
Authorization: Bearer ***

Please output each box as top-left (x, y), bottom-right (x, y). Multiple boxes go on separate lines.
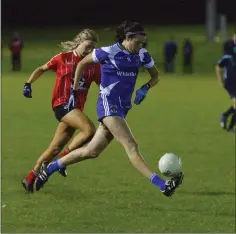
top-left (53, 104), bottom-right (71, 122)
top-left (183, 55), bottom-right (192, 65)
top-left (225, 84), bottom-right (236, 99)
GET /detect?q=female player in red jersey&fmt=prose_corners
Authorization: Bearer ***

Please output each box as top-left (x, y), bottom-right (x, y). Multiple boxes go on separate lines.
top-left (22, 29), bottom-right (101, 193)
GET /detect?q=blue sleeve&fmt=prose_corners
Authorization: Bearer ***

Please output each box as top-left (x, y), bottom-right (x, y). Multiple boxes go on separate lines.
top-left (92, 47), bottom-right (109, 64)
top-left (217, 56), bottom-right (230, 68)
top-left (140, 49), bottom-right (155, 68)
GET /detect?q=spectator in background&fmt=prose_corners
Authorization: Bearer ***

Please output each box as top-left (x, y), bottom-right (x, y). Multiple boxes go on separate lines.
top-left (183, 38), bottom-right (193, 73)
top-left (9, 32), bottom-right (24, 71)
top-left (217, 39), bottom-right (236, 132)
top-left (163, 36), bottom-right (177, 73)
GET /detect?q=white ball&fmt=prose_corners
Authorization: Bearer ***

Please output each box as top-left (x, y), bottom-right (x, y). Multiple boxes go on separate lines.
top-left (158, 153), bottom-right (182, 177)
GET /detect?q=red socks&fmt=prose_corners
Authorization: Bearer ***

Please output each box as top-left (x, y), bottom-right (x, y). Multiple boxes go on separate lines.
top-left (58, 148), bottom-right (71, 158)
top-left (25, 148), bottom-right (70, 184)
top-left (26, 170), bottom-right (37, 184)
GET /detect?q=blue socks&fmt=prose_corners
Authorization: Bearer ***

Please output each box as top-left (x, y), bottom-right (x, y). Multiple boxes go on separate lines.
top-left (150, 173), bottom-right (166, 191)
top-left (47, 160), bottom-right (65, 176)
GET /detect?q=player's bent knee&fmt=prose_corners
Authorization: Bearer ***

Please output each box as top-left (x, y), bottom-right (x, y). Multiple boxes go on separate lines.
top-left (87, 126), bottom-right (96, 138)
top-left (84, 127), bottom-right (96, 141)
top-left (84, 124), bottom-right (96, 139)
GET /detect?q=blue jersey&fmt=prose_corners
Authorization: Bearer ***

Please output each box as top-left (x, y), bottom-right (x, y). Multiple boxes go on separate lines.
top-left (92, 43), bottom-right (154, 103)
top-left (92, 43), bottom-right (155, 120)
top-left (217, 54), bottom-right (236, 85)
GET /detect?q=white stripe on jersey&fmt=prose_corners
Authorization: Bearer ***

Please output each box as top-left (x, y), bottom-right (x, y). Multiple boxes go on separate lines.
top-left (144, 60), bottom-right (155, 68)
top-left (221, 54), bottom-right (233, 59)
top-left (99, 82), bottom-right (120, 96)
top-left (101, 93), bottom-right (110, 116)
top-left (101, 45), bottom-right (121, 70)
top-left (217, 54), bottom-right (233, 64)
top-left (92, 49), bottom-right (99, 63)
top-left (139, 48), bottom-right (155, 68)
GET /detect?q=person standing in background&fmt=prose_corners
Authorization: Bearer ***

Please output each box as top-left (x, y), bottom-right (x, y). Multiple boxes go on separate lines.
top-left (183, 38), bottom-right (193, 73)
top-left (216, 39), bottom-right (236, 132)
top-left (163, 36), bottom-right (177, 73)
top-left (9, 32), bottom-right (24, 71)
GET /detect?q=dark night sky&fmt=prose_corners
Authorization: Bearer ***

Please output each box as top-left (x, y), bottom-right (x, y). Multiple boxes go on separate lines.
top-left (2, 0), bottom-right (236, 28)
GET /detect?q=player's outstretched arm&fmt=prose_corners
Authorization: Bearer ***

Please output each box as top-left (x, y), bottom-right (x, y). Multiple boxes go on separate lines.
top-left (23, 64), bottom-right (50, 98)
top-left (26, 64), bottom-right (50, 84)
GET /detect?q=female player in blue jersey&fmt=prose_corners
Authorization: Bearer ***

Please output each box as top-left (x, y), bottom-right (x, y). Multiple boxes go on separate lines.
top-left (37, 21), bottom-right (184, 197)
top-left (216, 38), bottom-right (236, 132)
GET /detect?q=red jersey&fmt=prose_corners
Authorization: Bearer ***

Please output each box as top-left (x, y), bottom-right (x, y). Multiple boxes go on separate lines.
top-left (47, 51), bottom-right (101, 111)
top-left (9, 38), bottom-right (24, 54)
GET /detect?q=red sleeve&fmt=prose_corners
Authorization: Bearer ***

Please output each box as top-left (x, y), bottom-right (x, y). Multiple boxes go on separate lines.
top-left (46, 54), bottom-right (61, 71)
top-left (93, 64), bottom-right (101, 85)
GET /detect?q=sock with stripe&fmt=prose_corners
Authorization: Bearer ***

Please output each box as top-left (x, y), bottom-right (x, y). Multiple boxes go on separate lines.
top-left (150, 173), bottom-right (166, 191)
top-left (26, 170), bottom-right (37, 184)
top-left (58, 147), bottom-right (71, 159)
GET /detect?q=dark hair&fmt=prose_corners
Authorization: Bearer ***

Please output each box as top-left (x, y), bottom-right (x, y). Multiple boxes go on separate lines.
top-left (223, 39), bottom-right (236, 63)
top-left (115, 20), bottom-right (146, 43)
top-left (224, 39), bottom-right (236, 55)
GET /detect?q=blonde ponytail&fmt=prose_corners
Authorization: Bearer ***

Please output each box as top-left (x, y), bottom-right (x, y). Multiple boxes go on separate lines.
top-left (60, 29), bottom-right (98, 51)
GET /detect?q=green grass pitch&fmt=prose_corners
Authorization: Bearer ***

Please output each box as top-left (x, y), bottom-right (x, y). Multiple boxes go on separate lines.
top-left (1, 25), bottom-right (235, 233)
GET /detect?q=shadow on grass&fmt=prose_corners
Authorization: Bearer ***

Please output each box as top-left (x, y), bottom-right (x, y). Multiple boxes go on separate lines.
top-left (178, 190), bottom-right (235, 196)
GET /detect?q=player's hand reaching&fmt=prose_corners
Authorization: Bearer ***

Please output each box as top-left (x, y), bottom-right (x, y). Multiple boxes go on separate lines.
top-left (134, 84), bottom-right (150, 105)
top-left (68, 89), bottom-right (76, 111)
top-left (23, 83), bottom-right (32, 98)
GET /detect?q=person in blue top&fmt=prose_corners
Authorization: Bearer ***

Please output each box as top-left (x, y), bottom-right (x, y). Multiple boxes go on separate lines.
top-left (216, 39), bottom-right (236, 132)
top-left (163, 35), bottom-right (178, 73)
top-left (36, 21), bottom-right (184, 197)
